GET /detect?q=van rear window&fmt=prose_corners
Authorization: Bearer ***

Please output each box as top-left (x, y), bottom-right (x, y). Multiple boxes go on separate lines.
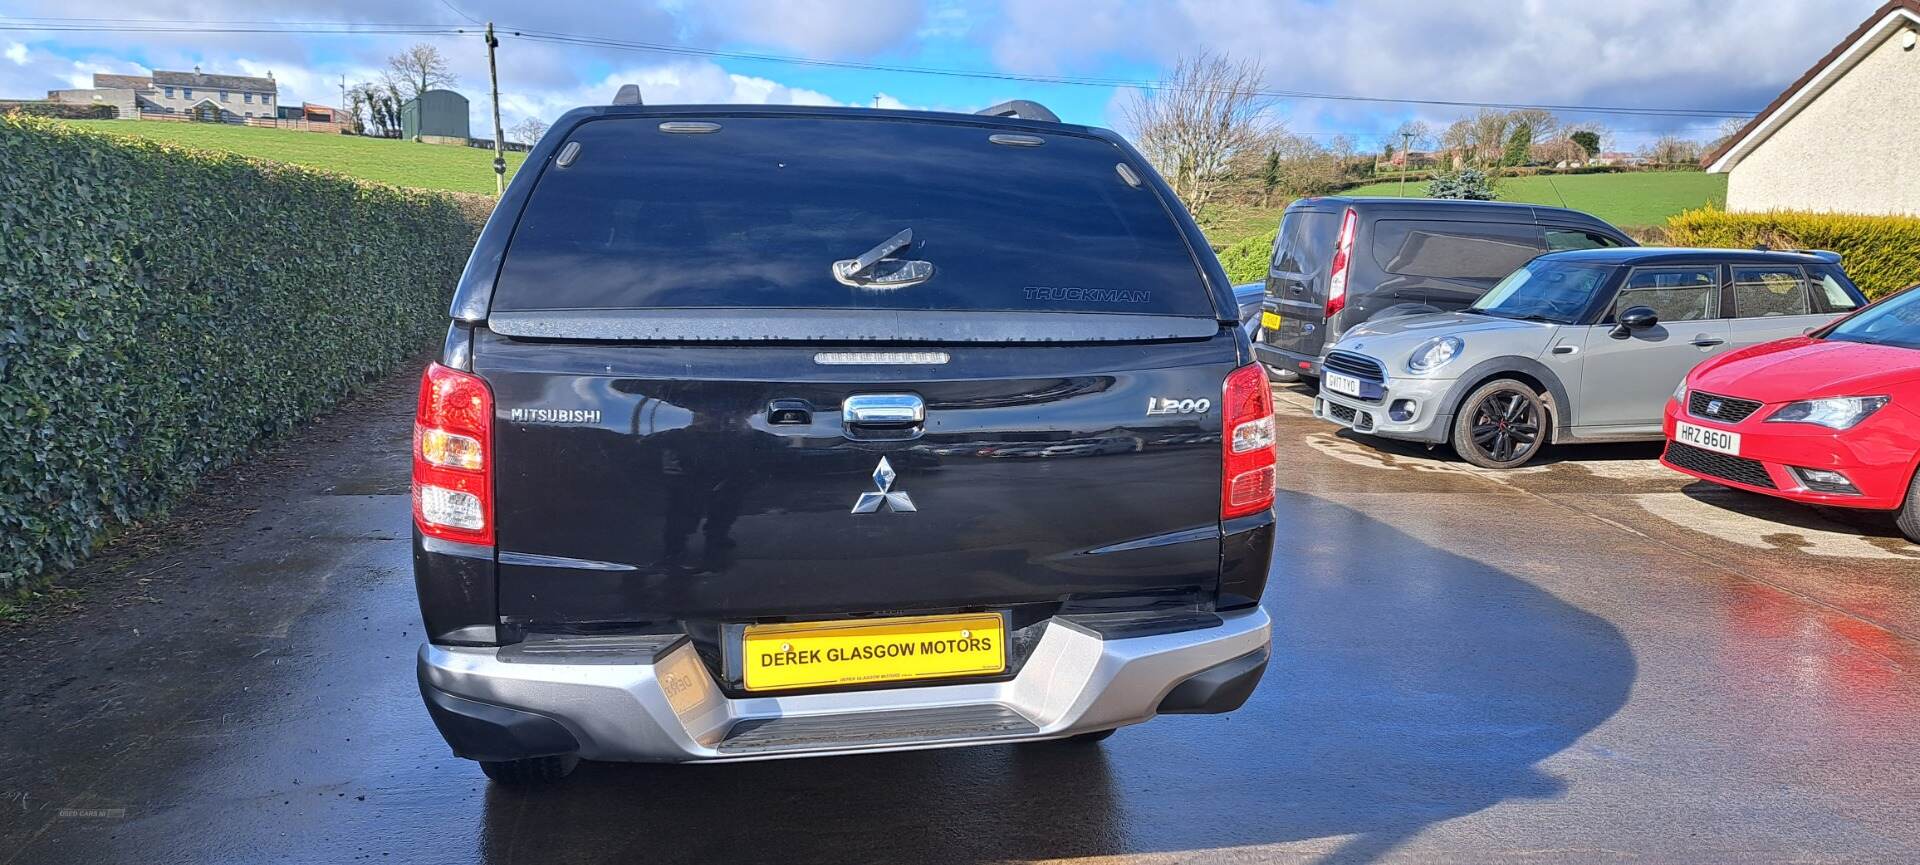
top-left (491, 116), bottom-right (1211, 317)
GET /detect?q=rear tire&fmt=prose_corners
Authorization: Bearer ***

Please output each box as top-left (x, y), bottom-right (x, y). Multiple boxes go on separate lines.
top-left (1451, 379), bottom-right (1548, 469)
top-left (1898, 470), bottom-right (1920, 544)
top-left (479, 754), bottom-right (579, 785)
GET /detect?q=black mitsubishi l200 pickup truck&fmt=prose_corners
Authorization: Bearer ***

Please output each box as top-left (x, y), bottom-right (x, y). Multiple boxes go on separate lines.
top-left (411, 98), bottom-right (1277, 784)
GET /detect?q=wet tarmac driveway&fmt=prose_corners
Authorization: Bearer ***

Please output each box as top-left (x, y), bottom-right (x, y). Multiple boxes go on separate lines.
top-left (4, 372), bottom-right (1919, 864)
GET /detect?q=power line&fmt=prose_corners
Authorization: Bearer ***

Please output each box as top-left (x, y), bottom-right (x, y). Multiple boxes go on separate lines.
top-left (0, 15), bottom-right (1759, 119)
top-left (433, 1), bottom-right (484, 27)
top-left (501, 28), bottom-right (1754, 118)
top-left (0, 22), bottom-right (465, 36)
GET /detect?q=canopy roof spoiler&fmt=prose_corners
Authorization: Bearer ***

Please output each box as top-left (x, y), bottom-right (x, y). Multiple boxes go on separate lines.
top-left (612, 84), bottom-right (644, 106)
top-left (975, 99), bottom-right (1060, 123)
top-left (1752, 244), bottom-right (1841, 264)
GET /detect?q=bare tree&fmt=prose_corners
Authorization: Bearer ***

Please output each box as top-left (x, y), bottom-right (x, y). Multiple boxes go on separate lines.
top-left (1389, 119), bottom-right (1433, 167)
top-left (1644, 135), bottom-right (1703, 166)
top-left (348, 81), bottom-right (401, 137)
top-left (387, 43), bottom-right (458, 101)
top-left (510, 116), bottom-right (549, 146)
top-left (1706, 116), bottom-right (1748, 156)
top-left (1263, 133), bottom-right (1346, 199)
top-left (1121, 52), bottom-right (1277, 217)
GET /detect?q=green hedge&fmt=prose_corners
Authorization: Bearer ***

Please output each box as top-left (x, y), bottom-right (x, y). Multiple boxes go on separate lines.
top-left (0, 115), bottom-right (480, 590)
top-left (1219, 228), bottom-right (1277, 284)
top-left (1, 102), bottom-right (117, 120)
top-left (1666, 207), bottom-right (1920, 299)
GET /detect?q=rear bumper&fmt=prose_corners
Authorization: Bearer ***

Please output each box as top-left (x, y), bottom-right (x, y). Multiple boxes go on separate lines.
top-left (1255, 342), bottom-right (1320, 378)
top-left (1659, 400), bottom-right (1918, 510)
top-left (418, 606), bottom-right (1271, 763)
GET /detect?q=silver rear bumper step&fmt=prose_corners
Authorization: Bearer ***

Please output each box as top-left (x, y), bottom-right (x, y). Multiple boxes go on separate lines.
top-left (419, 605), bottom-right (1270, 763)
top-left (719, 704), bottom-right (1037, 755)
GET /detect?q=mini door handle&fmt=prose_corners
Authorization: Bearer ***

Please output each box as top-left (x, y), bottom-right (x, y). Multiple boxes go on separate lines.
top-left (1550, 345), bottom-right (1577, 355)
top-left (1691, 337), bottom-right (1726, 347)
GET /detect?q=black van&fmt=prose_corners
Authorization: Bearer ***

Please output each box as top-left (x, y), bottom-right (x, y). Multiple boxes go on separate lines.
top-left (1255, 197), bottom-right (1634, 379)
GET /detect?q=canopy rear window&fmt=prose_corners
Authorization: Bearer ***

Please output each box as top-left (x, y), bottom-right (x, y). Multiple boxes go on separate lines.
top-left (491, 116), bottom-right (1211, 318)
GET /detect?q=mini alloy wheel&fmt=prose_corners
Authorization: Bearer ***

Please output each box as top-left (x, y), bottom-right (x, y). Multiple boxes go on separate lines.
top-left (1452, 380), bottom-right (1547, 469)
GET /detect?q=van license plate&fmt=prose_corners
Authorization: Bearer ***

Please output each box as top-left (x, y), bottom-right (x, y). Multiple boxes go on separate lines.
top-left (1324, 371), bottom-right (1363, 398)
top-left (741, 612), bottom-right (1006, 692)
top-left (1675, 421), bottom-right (1741, 456)
top-left (1260, 311), bottom-right (1283, 331)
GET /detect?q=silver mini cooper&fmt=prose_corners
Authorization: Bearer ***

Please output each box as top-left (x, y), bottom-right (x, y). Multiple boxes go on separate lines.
top-left (1312, 248), bottom-right (1865, 467)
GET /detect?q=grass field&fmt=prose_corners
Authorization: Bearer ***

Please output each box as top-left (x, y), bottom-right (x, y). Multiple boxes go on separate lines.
top-left (1344, 171), bottom-right (1726, 226)
top-left (58, 120), bottom-right (526, 194)
top-left (1198, 170), bottom-right (1726, 248)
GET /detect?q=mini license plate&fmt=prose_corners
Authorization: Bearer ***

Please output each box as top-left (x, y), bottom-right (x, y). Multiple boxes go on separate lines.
top-left (1675, 421), bottom-right (1741, 456)
top-left (741, 612), bottom-right (1006, 692)
top-left (1324, 371), bottom-right (1364, 398)
top-left (1260, 311), bottom-right (1283, 331)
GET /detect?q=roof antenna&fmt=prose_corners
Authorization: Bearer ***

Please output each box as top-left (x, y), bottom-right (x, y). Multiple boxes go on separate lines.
top-left (612, 84), bottom-right (643, 106)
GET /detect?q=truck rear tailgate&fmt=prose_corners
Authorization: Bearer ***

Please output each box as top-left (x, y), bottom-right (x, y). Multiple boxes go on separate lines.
top-left (477, 331), bottom-right (1236, 624)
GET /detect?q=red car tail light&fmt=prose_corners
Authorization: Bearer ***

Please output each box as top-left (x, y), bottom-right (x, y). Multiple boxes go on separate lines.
top-left (1222, 363), bottom-right (1277, 519)
top-left (413, 363), bottom-right (494, 545)
top-left (1324, 207), bottom-right (1358, 318)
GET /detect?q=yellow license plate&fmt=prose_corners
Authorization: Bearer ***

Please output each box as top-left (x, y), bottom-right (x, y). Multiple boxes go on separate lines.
top-left (741, 612), bottom-right (1006, 692)
top-left (1260, 311), bottom-right (1283, 330)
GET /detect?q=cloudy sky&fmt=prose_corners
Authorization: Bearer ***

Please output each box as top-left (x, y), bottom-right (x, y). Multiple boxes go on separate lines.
top-left (0, 0), bottom-right (1885, 149)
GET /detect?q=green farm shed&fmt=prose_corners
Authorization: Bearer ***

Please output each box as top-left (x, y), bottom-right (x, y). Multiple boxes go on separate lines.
top-left (400, 89), bottom-right (471, 142)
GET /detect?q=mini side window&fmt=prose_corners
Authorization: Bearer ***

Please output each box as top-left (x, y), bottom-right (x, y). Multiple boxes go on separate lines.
top-left (1614, 266), bottom-right (1718, 322)
top-left (1815, 273), bottom-right (1862, 313)
top-left (1731, 266), bottom-right (1811, 317)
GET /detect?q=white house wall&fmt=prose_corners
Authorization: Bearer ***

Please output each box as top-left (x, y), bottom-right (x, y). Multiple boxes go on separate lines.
top-left (1727, 23), bottom-right (1920, 216)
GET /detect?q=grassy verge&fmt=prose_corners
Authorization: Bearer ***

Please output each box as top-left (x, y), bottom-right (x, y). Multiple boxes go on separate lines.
top-left (56, 119), bottom-right (527, 194)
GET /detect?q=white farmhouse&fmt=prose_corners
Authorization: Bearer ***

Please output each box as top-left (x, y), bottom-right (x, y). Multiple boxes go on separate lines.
top-left (1704, 0), bottom-right (1920, 216)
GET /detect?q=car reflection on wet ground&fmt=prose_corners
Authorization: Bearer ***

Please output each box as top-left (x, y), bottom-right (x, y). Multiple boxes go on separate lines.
top-left (2, 373), bottom-right (1917, 864)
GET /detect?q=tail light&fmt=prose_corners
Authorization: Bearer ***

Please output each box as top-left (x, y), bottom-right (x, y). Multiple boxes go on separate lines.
top-left (1324, 207), bottom-right (1358, 318)
top-left (1221, 363), bottom-right (1277, 519)
top-left (413, 363), bottom-right (494, 545)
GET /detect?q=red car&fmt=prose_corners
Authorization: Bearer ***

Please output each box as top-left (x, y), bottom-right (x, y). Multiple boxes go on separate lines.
top-left (1662, 284), bottom-right (1920, 541)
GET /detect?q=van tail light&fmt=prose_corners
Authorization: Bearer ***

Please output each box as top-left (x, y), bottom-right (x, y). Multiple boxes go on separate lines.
top-left (1324, 207), bottom-right (1358, 318)
top-left (1222, 363), bottom-right (1277, 519)
top-left (413, 363), bottom-right (494, 545)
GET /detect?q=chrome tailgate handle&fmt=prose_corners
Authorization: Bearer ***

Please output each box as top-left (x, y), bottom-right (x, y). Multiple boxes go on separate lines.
top-left (843, 394), bottom-right (924, 425)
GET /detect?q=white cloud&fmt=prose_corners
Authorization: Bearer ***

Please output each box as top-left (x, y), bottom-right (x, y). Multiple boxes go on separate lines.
top-left (492, 61), bottom-right (849, 133)
top-left (999, 0), bottom-right (1882, 141)
top-left (5, 42), bottom-right (28, 66)
top-left (688, 0), bottom-right (924, 58)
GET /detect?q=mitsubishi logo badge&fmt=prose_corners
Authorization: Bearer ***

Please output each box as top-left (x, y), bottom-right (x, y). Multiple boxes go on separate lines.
top-left (852, 457), bottom-right (916, 513)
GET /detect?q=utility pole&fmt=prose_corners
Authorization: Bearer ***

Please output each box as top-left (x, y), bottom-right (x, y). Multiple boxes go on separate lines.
top-left (1399, 131), bottom-right (1415, 196)
top-left (485, 22), bottom-right (506, 196)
